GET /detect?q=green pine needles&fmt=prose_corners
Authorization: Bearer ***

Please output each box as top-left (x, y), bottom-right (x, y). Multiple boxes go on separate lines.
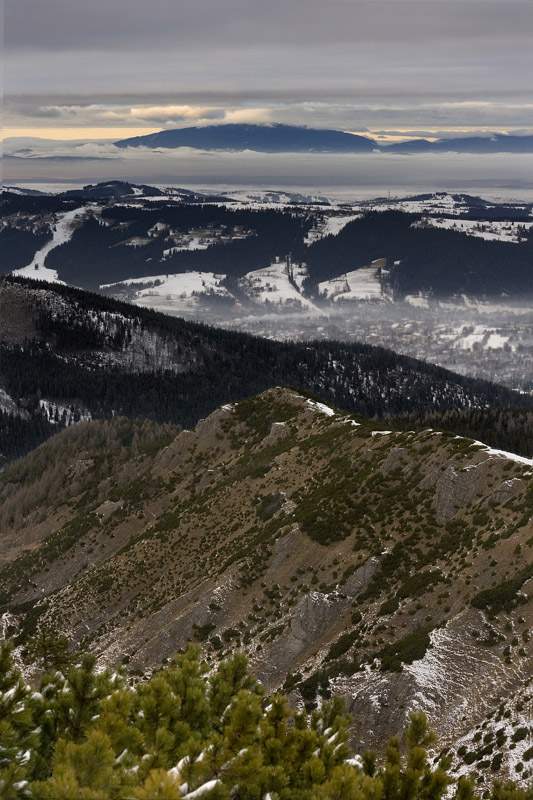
top-left (0, 639), bottom-right (531, 800)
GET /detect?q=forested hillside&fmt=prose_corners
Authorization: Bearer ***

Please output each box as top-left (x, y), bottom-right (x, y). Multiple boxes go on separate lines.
top-left (2, 276), bottom-right (532, 465)
top-left (45, 206), bottom-right (310, 288)
top-left (0, 227), bottom-right (51, 272)
top-left (392, 407), bottom-right (533, 458)
top-left (303, 212), bottom-right (533, 296)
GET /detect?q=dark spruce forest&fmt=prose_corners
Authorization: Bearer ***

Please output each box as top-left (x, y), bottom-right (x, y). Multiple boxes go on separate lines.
top-left (1, 275), bottom-right (533, 466)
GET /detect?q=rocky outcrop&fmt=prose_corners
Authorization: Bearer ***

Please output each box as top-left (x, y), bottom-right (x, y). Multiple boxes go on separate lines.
top-left (256, 557), bottom-right (379, 686)
top-left (485, 477), bottom-right (524, 507)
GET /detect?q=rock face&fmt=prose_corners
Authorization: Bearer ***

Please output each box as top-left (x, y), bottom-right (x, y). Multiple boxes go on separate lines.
top-left (486, 477), bottom-right (524, 507)
top-left (95, 500), bottom-right (124, 521)
top-left (257, 557), bottom-right (380, 687)
top-left (431, 463), bottom-right (482, 522)
top-left (0, 387), bottom-right (532, 786)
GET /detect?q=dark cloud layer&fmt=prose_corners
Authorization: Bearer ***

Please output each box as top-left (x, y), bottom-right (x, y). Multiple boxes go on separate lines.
top-left (7, 0), bottom-right (533, 50)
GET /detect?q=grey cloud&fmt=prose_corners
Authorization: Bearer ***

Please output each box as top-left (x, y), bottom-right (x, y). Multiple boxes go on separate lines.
top-left (6, 0), bottom-right (533, 51)
top-left (19, 106), bottom-right (65, 119)
top-left (7, 86), bottom-right (533, 109)
top-left (5, 43), bottom-right (531, 106)
top-left (4, 0), bottom-right (531, 143)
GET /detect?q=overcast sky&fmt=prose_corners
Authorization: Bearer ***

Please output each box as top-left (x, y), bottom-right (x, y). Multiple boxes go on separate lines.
top-left (4, 0), bottom-right (533, 142)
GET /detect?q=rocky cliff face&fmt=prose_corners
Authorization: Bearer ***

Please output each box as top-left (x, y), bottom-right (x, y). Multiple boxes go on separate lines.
top-left (1, 387), bottom-right (532, 785)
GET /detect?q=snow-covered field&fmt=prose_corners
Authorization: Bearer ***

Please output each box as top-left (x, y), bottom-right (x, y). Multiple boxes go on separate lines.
top-left (102, 257), bottom-right (388, 318)
top-left (238, 260), bottom-right (321, 314)
top-left (415, 217), bottom-right (533, 244)
top-left (433, 325), bottom-right (515, 352)
top-left (103, 271), bottom-right (232, 314)
top-left (318, 260), bottom-right (389, 303)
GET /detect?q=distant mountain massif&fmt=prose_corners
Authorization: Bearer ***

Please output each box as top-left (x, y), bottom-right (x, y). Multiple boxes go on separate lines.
top-left (113, 123), bottom-right (533, 154)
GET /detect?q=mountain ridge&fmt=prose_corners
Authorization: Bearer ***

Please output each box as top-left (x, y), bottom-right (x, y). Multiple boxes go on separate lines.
top-left (1, 386), bottom-right (532, 786)
top-left (3, 189), bottom-right (532, 306)
top-left (114, 123), bottom-right (377, 153)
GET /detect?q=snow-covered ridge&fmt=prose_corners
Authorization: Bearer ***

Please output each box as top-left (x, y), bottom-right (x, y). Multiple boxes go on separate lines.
top-left (471, 440), bottom-right (533, 467)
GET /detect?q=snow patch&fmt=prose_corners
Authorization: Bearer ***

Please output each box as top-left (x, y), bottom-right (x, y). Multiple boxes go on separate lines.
top-left (306, 399), bottom-right (335, 417)
top-left (318, 261), bottom-right (389, 303)
top-left (471, 440), bottom-right (533, 466)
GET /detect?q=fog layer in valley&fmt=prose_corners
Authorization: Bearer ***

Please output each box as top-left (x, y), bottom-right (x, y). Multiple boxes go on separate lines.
top-left (4, 146), bottom-right (533, 193)
top-left (215, 300), bottom-right (533, 393)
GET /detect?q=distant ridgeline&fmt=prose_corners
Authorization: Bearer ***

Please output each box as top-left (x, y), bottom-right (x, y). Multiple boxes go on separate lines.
top-left (32, 208), bottom-right (533, 296)
top-left (2, 188), bottom-right (533, 299)
top-left (1, 275), bottom-right (533, 465)
top-left (112, 122), bottom-right (533, 154)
